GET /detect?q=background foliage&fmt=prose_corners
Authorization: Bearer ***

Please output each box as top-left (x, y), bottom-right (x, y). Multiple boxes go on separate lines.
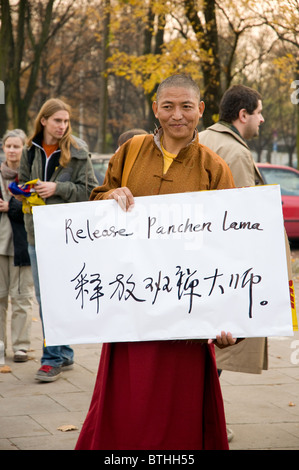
top-left (0, 0), bottom-right (298, 163)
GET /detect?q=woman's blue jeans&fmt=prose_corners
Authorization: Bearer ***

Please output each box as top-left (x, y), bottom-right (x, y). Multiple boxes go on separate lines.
top-left (28, 244), bottom-right (74, 367)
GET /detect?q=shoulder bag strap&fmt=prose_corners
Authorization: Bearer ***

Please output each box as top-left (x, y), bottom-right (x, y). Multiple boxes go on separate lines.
top-left (121, 134), bottom-right (147, 187)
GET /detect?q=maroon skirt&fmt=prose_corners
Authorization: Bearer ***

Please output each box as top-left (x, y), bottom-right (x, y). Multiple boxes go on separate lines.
top-left (75, 340), bottom-right (228, 450)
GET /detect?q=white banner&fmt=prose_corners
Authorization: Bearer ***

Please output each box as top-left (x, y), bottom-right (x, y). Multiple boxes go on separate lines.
top-left (33, 185), bottom-right (293, 345)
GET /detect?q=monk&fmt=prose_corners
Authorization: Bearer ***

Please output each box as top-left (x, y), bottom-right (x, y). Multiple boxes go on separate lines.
top-left (75, 74), bottom-right (238, 450)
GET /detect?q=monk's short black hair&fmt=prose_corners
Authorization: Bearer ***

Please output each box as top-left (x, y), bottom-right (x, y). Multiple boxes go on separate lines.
top-left (156, 74), bottom-right (201, 103)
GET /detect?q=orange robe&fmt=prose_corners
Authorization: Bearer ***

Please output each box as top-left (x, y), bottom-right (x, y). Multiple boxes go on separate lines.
top-left (75, 131), bottom-right (235, 450)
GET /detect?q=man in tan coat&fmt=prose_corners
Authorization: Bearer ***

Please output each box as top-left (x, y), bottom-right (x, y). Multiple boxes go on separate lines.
top-left (198, 85), bottom-right (267, 376)
top-left (198, 85), bottom-right (294, 444)
top-left (198, 85), bottom-right (268, 444)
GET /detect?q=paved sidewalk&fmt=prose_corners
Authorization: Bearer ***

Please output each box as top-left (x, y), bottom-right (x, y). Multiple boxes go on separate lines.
top-left (222, 332), bottom-right (299, 450)
top-left (0, 292), bottom-right (299, 450)
top-left (0, 298), bottom-right (101, 450)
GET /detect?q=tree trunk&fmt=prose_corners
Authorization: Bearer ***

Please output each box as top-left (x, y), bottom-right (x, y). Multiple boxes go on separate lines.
top-left (0, 0), bottom-right (74, 135)
top-left (184, 0), bottom-right (221, 128)
top-left (96, 0), bottom-right (110, 153)
top-left (0, 0), bottom-right (14, 135)
top-left (144, 6), bottom-right (165, 132)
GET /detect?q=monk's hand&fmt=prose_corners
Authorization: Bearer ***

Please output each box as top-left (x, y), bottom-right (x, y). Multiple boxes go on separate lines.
top-left (108, 187), bottom-right (135, 212)
top-left (208, 331), bottom-right (237, 349)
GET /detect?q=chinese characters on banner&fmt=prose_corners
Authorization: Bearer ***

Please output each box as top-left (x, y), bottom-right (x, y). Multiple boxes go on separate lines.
top-left (33, 185), bottom-right (294, 346)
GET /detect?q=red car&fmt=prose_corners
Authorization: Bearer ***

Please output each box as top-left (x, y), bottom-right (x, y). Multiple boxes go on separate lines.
top-left (257, 163), bottom-right (299, 240)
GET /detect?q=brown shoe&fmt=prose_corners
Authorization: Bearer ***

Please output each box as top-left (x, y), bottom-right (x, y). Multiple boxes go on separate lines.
top-left (13, 350), bottom-right (28, 362)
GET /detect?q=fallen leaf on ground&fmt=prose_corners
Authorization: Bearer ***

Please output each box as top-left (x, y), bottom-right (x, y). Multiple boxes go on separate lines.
top-left (0, 365), bottom-right (12, 373)
top-left (57, 424), bottom-right (78, 432)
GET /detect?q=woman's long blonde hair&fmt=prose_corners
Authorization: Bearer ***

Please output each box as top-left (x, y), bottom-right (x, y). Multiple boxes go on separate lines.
top-left (27, 98), bottom-right (78, 167)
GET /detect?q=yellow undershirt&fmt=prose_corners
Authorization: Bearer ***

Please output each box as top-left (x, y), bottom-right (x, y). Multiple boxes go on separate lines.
top-left (161, 139), bottom-right (177, 173)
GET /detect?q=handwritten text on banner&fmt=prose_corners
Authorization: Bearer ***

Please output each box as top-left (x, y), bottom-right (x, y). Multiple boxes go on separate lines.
top-left (33, 185), bottom-right (293, 345)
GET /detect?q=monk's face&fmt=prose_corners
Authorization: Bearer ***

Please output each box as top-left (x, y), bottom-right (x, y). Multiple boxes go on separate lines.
top-left (152, 86), bottom-right (204, 148)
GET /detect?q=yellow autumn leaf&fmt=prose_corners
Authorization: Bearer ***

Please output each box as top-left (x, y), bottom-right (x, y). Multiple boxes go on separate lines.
top-left (0, 365), bottom-right (12, 373)
top-left (57, 424), bottom-right (79, 432)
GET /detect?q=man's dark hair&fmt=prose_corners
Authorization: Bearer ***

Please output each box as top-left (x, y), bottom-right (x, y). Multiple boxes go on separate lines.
top-left (156, 74), bottom-right (200, 103)
top-left (118, 128), bottom-right (148, 147)
top-left (219, 85), bottom-right (262, 123)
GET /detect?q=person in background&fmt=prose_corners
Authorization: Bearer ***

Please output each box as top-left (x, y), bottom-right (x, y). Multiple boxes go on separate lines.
top-left (76, 74), bottom-right (239, 451)
top-left (117, 128), bottom-right (148, 147)
top-left (198, 84), bottom-right (264, 187)
top-left (0, 129), bottom-right (34, 363)
top-left (198, 84), bottom-right (270, 442)
top-left (19, 98), bottom-right (98, 382)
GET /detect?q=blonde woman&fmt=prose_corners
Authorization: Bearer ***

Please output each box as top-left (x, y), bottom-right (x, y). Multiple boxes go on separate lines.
top-left (19, 98), bottom-right (98, 382)
top-left (0, 129), bottom-right (34, 362)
